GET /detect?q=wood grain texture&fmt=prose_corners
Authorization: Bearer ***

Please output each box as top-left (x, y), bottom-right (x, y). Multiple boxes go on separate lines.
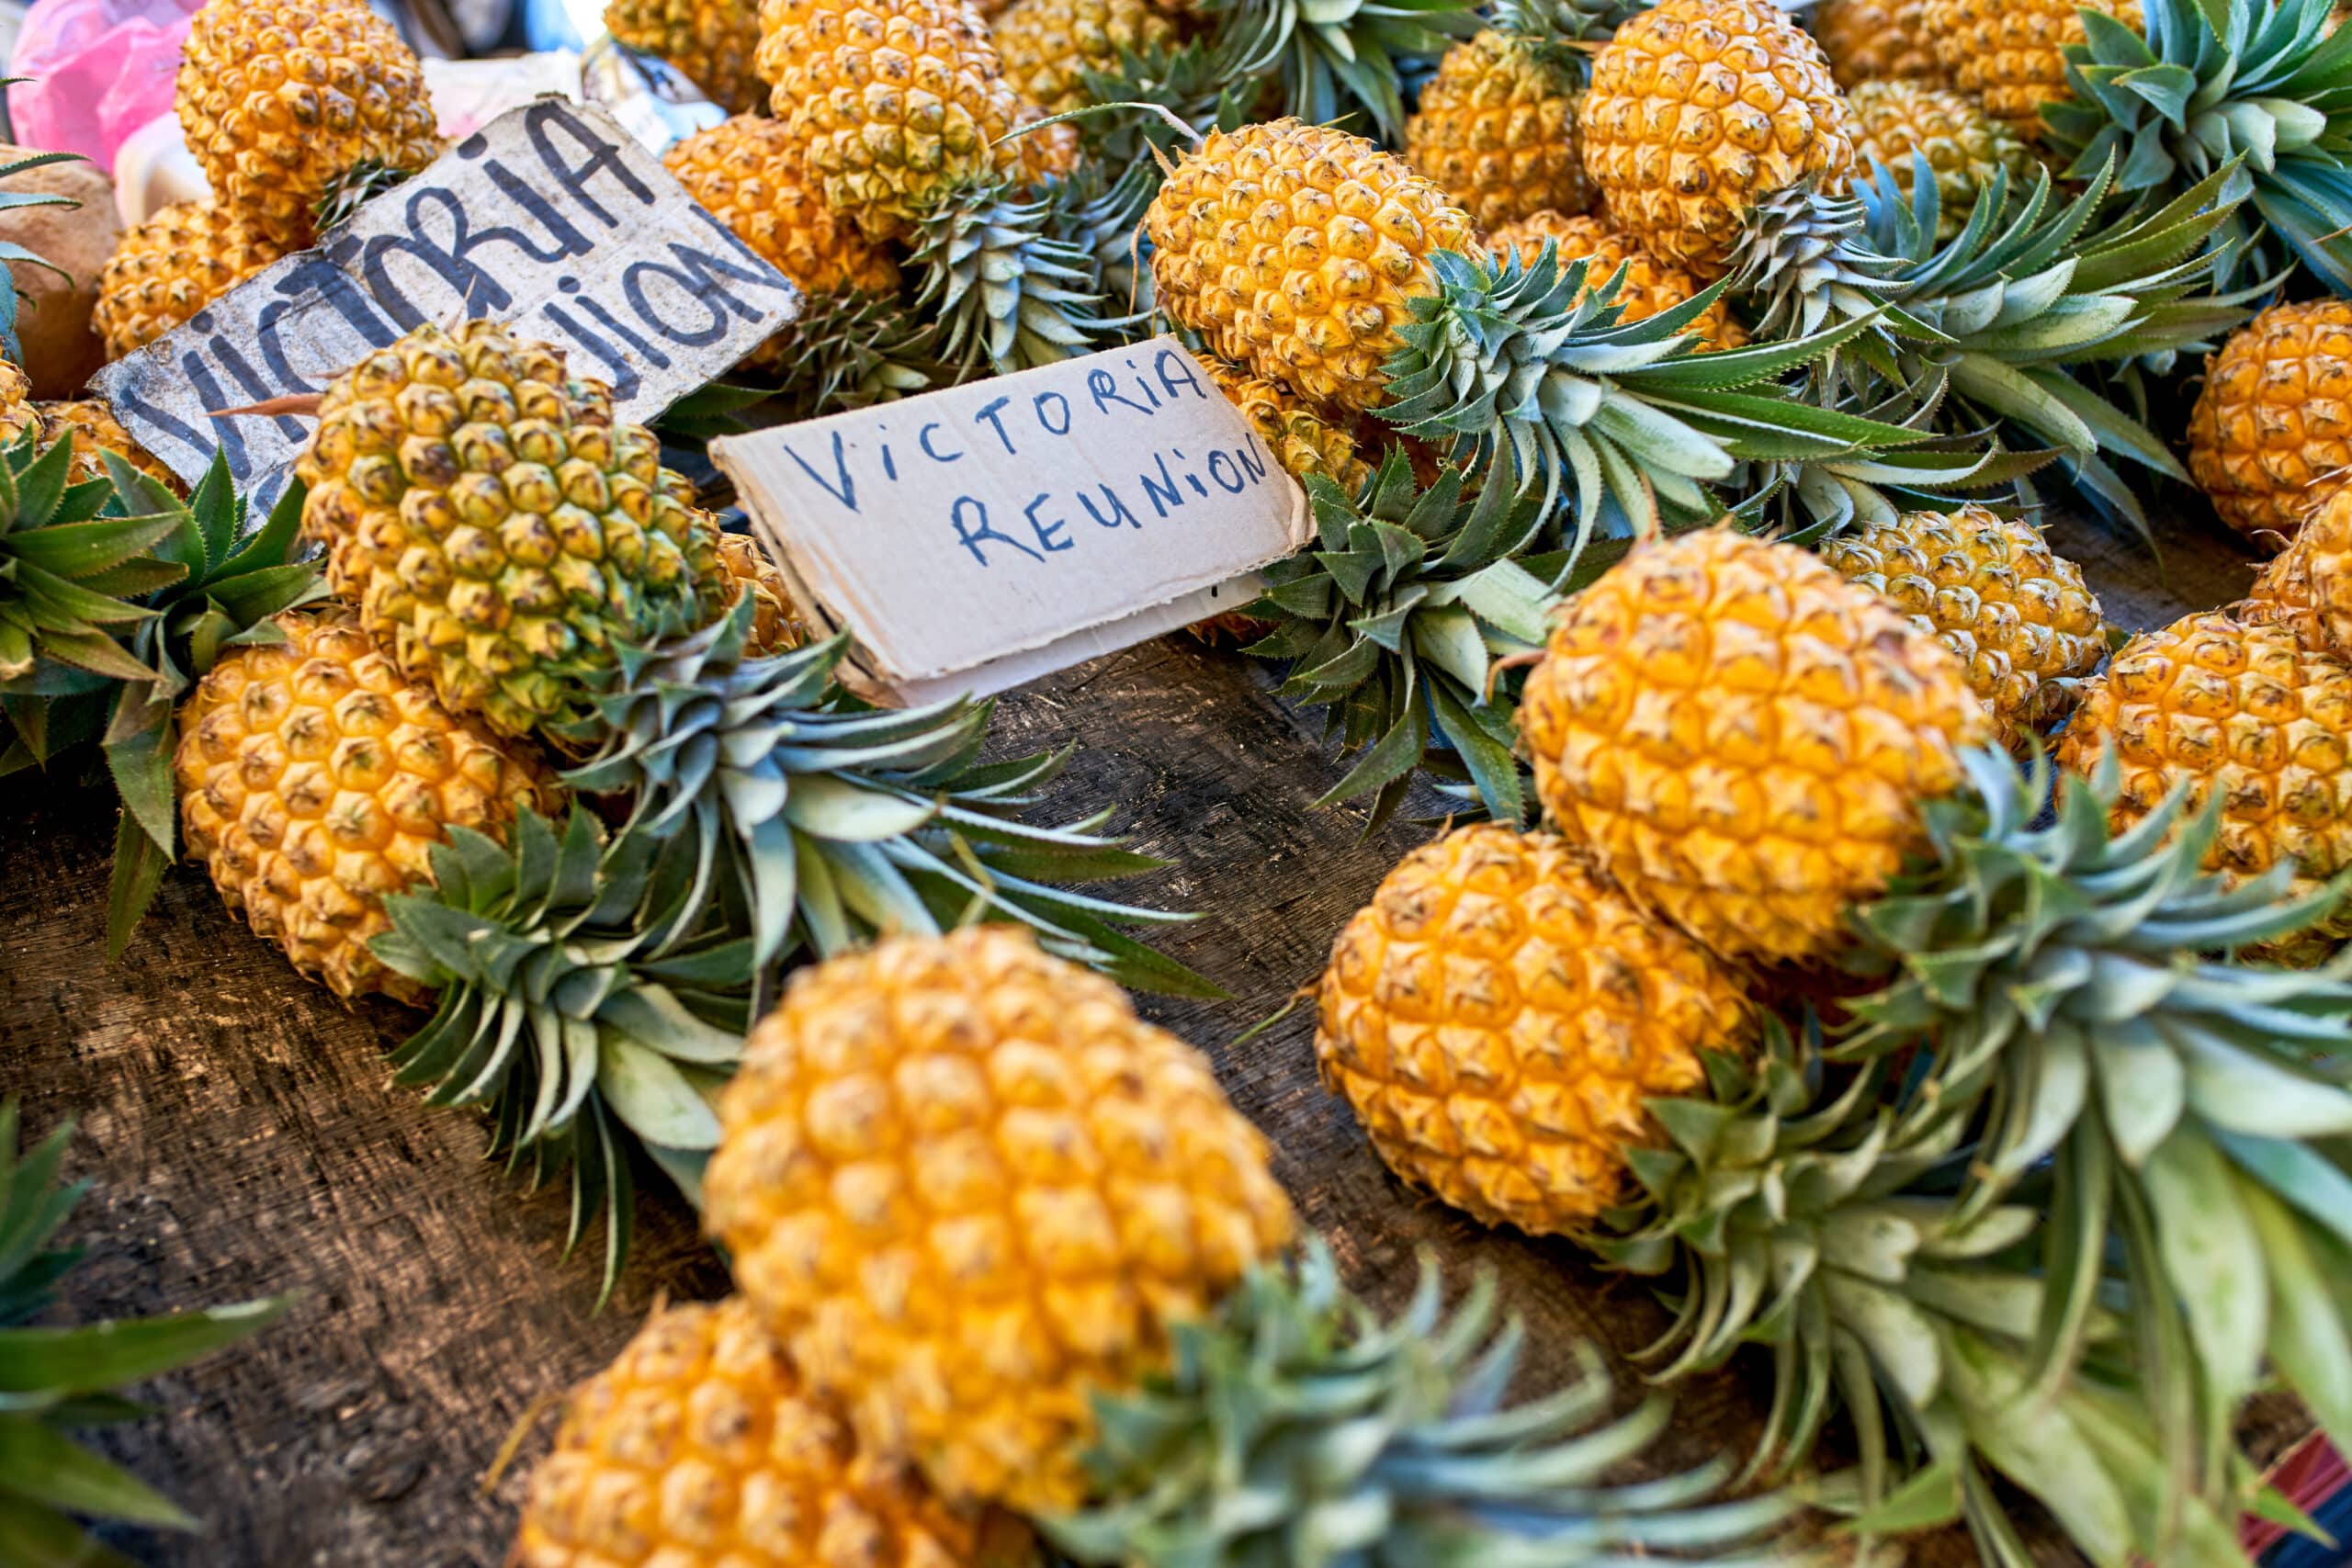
top-left (0, 505), bottom-right (2301, 1567)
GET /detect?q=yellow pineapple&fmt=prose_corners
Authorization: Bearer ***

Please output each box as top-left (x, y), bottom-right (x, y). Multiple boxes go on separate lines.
top-left (1316, 822), bottom-right (1755, 1235)
top-left (36, 400), bottom-right (187, 495)
top-left (2233, 530), bottom-right (2330, 653)
top-left (1486, 211), bottom-right (1749, 349)
top-left (663, 115), bottom-right (903, 296)
top-left (1403, 30), bottom-right (1592, 231)
top-left (1847, 79), bottom-right (2031, 238)
top-left (605, 0), bottom-right (764, 113)
top-left (1578, 0), bottom-right (1859, 277)
top-left (702, 925), bottom-right (1295, 1516)
top-left (991, 0), bottom-right (1172, 115)
top-left (2296, 482), bottom-right (2352, 660)
top-left (1204, 358), bottom-right (1374, 496)
top-left (175, 0), bottom-right (441, 247)
top-left (1818, 505), bottom-right (2109, 751)
top-left (174, 608), bottom-right (553, 1002)
top-left (1518, 527), bottom-right (1991, 964)
top-left (0, 359), bottom-right (39, 446)
top-left (2187, 300), bottom-right (2352, 544)
top-left (1807, 0), bottom-right (1943, 87)
top-left (90, 199), bottom-right (288, 362)
top-left (1919, 0), bottom-right (2144, 139)
top-left (513, 1295), bottom-right (1025, 1567)
top-left (293, 319), bottom-right (729, 741)
top-left (716, 530), bottom-right (805, 655)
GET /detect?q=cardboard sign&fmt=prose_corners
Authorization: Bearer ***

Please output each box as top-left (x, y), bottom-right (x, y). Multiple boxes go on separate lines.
top-left (710, 340), bottom-right (1312, 702)
top-left (93, 97), bottom-right (802, 509)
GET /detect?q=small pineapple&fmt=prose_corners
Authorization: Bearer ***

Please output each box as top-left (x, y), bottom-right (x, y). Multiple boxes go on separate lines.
top-left (174, 608), bottom-right (553, 1002)
top-left (1486, 210), bottom-right (1749, 349)
top-left (1519, 528), bottom-right (1991, 964)
top-left (664, 116), bottom-right (904, 295)
top-left (1316, 822), bottom-right (1755, 1235)
top-left (1817, 505), bottom-right (2109, 751)
top-left (1403, 29), bottom-right (1593, 231)
top-left (1919, 0), bottom-right (2144, 139)
top-left (1578, 0), bottom-right (1859, 277)
top-left (1846, 79), bottom-right (2031, 239)
top-left (2232, 530), bottom-right (2329, 652)
top-left (716, 530), bottom-right (804, 655)
top-left (2187, 300), bottom-right (2352, 544)
top-left (514, 1296), bottom-right (1023, 1566)
top-left (2297, 481), bottom-right (2352, 659)
top-left (38, 400), bottom-right (186, 494)
top-left (91, 199), bottom-right (288, 361)
top-left (992, 0), bottom-right (1173, 115)
top-left (1204, 357), bottom-right (1374, 496)
top-left (703, 925), bottom-right (1296, 1516)
top-left (1806, 0), bottom-right (1943, 86)
top-left (605, 0), bottom-right (764, 113)
top-left (175, 0), bottom-right (441, 247)
top-left (0, 357), bottom-right (40, 446)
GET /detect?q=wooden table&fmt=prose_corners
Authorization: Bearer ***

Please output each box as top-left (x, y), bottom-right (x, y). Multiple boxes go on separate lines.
top-left (0, 508), bottom-right (2286, 1566)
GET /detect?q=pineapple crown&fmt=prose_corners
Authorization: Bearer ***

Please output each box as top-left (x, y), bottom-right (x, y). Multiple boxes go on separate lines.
top-left (1722, 181), bottom-right (1902, 342)
top-left (910, 182), bottom-right (1123, 378)
top-left (1203, 0), bottom-right (1478, 142)
top-left (311, 156), bottom-right (416, 237)
top-left (769, 291), bottom-right (944, 416)
top-left (1486, 0), bottom-right (1650, 44)
top-left (1044, 1242), bottom-right (1796, 1568)
top-left (373, 806), bottom-right (753, 1302)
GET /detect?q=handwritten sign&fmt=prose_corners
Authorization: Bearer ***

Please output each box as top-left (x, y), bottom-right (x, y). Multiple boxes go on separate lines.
top-left (711, 338), bottom-right (1311, 702)
top-left (94, 97), bottom-right (801, 509)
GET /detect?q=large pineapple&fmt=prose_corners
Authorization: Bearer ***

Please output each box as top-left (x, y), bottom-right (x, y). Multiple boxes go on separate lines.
top-left (1403, 29), bottom-right (1592, 231)
top-left (90, 199), bottom-right (288, 361)
top-left (703, 925), bottom-right (1296, 1516)
top-left (1818, 505), bottom-right (2109, 751)
top-left (514, 1295), bottom-right (1022, 1566)
top-left (1204, 357), bottom-right (1374, 496)
top-left (1485, 210), bottom-right (1748, 349)
top-left (1316, 822), bottom-right (1754, 1235)
top-left (1806, 0), bottom-right (1942, 86)
top-left (174, 608), bottom-right (553, 1001)
top-left (38, 399), bottom-right (186, 494)
top-left (1519, 527), bottom-right (1991, 964)
top-left (294, 319), bottom-right (729, 740)
top-left (665, 114), bottom-right (909, 294)
top-left (175, 0), bottom-right (441, 247)
top-left (1578, 0), bottom-right (1859, 276)
top-left (992, 0), bottom-right (1172, 116)
top-left (2187, 299), bottom-right (2352, 543)
top-left (1919, 0), bottom-right (2144, 139)
top-left (1846, 79), bottom-right (2030, 239)
top-left (605, 0), bottom-right (763, 112)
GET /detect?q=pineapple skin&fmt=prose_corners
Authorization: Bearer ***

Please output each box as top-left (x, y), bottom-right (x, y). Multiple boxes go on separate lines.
top-left (662, 115), bottom-right (903, 298)
top-left (1806, 0), bottom-right (1943, 88)
top-left (2233, 531), bottom-right (2330, 655)
top-left (1203, 358), bottom-right (1374, 496)
top-left (37, 400), bottom-right (187, 495)
top-left (0, 359), bottom-right (40, 446)
top-left (716, 530), bottom-right (806, 656)
top-left (1818, 505), bottom-right (2109, 753)
top-left (1578, 0), bottom-right (1858, 278)
top-left (2300, 484), bottom-right (2352, 660)
top-left (1919, 0), bottom-right (2143, 139)
top-left (992, 0), bottom-right (1172, 116)
top-left (1145, 118), bottom-right (1482, 413)
top-left (605, 0), bottom-right (765, 114)
top-left (1486, 210), bottom-right (1749, 350)
top-left (174, 609), bottom-right (552, 1003)
top-left (1317, 823), bottom-right (1753, 1235)
top-left (1519, 529), bottom-right (1991, 965)
top-left (175, 0), bottom-right (440, 248)
top-left (1402, 31), bottom-right (1594, 231)
top-left (91, 199), bottom-right (288, 362)
top-left (514, 1296), bottom-right (1023, 1567)
top-left (1846, 79), bottom-right (2030, 239)
top-left (2188, 300), bottom-right (2352, 544)
top-left (703, 926), bottom-right (1296, 1517)
top-left (294, 320), bottom-right (729, 742)
top-left (2057, 612), bottom-right (2352, 962)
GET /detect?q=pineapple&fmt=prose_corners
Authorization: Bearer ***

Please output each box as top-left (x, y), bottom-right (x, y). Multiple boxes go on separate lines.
top-left (1485, 210), bottom-right (1749, 349)
top-left (38, 399), bottom-right (187, 494)
top-left (1806, 0), bottom-right (1943, 86)
top-left (0, 356), bottom-right (39, 446)
top-left (2056, 611), bottom-right (2352, 961)
top-left (2233, 527), bottom-right (2329, 652)
top-left (1846, 79), bottom-right (2030, 240)
top-left (1402, 29), bottom-right (1592, 231)
top-left (1919, 0), bottom-right (2143, 139)
top-left (175, 0), bottom-right (441, 247)
top-left (2302, 481), bottom-right (2352, 657)
top-left (2187, 299), bottom-right (2352, 543)
top-left (294, 319), bottom-right (729, 740)
top-left (1578, 0), bottom-right (1859, 277)
top-left (1519, 527), bottom-right (1991, 964)
top-left (90, 199), bottom-right (288, 361)
top-left (605, 0), bottom-right (764, 113)
top-left (664, 114), bottom-right (903, 299)
top-left (1817, 504), bottom-right (2110, 751)
top-left (514, 1295), bottom-right (1021, 1566)
top-left (1315, 821), bottom-right (1755, 1235)
top-left (173, 607), bottom-right (553, 1002)
top-left (992, 0), bottom-right (1173, 116)
top-left (1204, 357), bottom-right (1374, 496)
top-left (716, 529), bottom-right (804, 655)
top-left (703, 925), bottom-right (1297, 1515)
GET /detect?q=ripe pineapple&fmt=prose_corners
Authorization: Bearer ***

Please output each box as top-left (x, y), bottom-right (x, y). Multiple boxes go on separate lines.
top-left (294, 319), bottom-right (729, 740)
top-left (90, 199), bottom-right (288, 362)
top-left (703, 925), bottom-right (1296, 1515)
top-left (2233, 530), bottom-right (2329, 652)
top-left (1403, 30), bottom-right (1592, 231)
top-left (1846, 79), bottom-right (2030, 239)
top-left (1806, 0), bottom-right (1942, 86)
top-left (174, 608), bottom-right (553, 1002)
top-left (1204, 357), bottom-right (1374, 496)
top-left (2056, 611), bottom-right (2352, 960)
top-left (716, 530), bottom-right (804, 655)
top-left (663, 115), bottom-right (903, 296)
top-left (1919, 0), bottom-right (2144, 139)
top-left (605, 0), bottom-right (763, 113)
top-left (1519, 528), bottom-right (1991, 964)
top-left (1578, 0), bottom-right (1859, 277)
top-left (1486, 211), bottom-right (1749, 349)
top-left (2298, 482), bottom-right (2352, 659)
top-left (514, 1295), bottom-right (1023, 1566)
top-left (38, 400), bottom-right (186, 494)
top-left (2187, 300), bottom-right (2352, 543)
top-left (175, 0), bottom-right (441, 247)
top-left (992, 0), bottom-right (1173, 116)
top-left (1817, 505), bottom-right (2109, 751)
top-left (0, 358), bottom-right (39, 446)
top-left (1316, 822), bottom-right (1754, 1235)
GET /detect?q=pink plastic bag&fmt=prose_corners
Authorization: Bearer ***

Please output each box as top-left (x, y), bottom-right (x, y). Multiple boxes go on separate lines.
top-left (6, 0), bottom-right (205, 164)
